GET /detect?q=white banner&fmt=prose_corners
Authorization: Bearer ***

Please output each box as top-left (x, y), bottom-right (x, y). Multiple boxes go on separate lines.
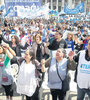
top-left (17, 3), bottom-right (49, 19)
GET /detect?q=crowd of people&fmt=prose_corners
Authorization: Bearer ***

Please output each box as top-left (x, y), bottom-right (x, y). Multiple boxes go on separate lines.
top-left (0, 18), bottom-right (90, 100)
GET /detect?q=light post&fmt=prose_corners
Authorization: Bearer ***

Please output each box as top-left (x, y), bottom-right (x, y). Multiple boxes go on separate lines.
top-left (51, 0), bottom-right (53, 10)
top-left (56, 0), bottom-right (58, 11)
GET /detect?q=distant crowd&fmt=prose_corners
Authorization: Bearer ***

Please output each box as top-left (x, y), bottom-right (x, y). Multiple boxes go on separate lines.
top-left (0, 18), bottom-right (90, 100)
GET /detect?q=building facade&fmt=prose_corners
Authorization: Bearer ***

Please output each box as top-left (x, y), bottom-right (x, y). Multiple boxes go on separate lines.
top-left (42, 0), bottom-right (90, 13)
top-left (0, 0), bottom-right (89, 13)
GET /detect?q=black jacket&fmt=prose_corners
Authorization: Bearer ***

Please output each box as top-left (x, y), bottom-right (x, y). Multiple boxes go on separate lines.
top-left (48, 39), bottom-right (67, 50)
top-left (74, 49), bottom-right (90, 63)
top-left (2, 35), bottom-right (28, 57)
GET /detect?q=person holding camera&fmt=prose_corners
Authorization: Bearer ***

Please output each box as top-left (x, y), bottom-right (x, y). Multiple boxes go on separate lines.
top-left (0, 30), bottom-right (29, 57)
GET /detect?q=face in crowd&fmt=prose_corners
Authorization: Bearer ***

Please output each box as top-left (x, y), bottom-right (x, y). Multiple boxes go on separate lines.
top-left (35, 34), bottom-right (42, 44)
top-left (56, 48), bottom-right (64, 61)
top-left (55, 32), bottom-right (62, 40)
top-left (24, 49), bottom-right (32, 62)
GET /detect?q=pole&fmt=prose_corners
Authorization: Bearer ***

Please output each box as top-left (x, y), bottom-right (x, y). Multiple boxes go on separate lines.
top-left (45, 0), bottom-right (47, 4)
top-left (61, 0), bottom-right (65, 10)
top-left (51, 0), bottom-right (53, 10)
top-left (56, 0), bottom-right (58, 11)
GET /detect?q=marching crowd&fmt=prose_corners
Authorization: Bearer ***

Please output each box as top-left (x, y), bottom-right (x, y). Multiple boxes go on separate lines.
top-left (0, 18), bottom-right (90, 100)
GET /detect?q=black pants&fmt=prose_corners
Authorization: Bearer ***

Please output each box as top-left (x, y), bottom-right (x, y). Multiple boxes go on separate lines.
top-left (2, 84), bottom-right (13, 97)
top-left (26, 86), bottom-right (39, 100)
top-left (26, 76), bottom-right (44, 100)
top-left (50, 89), bottom-right (66, 100)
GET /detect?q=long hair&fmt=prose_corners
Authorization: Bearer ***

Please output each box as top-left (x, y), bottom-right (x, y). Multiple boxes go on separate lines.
top-left (11, 35), bottom-right (20, 44)
top-left (34, 33), bottom-right (42, 42)
top-left (67, 32), bottom-right (74, 40)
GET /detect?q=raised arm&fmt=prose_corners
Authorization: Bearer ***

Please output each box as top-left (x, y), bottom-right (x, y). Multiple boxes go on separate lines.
top-left (19, 42), bottom-right (29, 50)
top-left (3, 44), bottom-right (16, 59)
top-left (41, 57), bottom-right (51, 72)
top-left (67, 51), bottom-right (77, 70)
top-left (0, 30), bottom-right (10, 44)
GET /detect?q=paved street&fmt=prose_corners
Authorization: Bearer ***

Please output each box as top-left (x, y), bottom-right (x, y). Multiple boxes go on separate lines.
top-left (0, 90), bottom-right (77, 100)
top-left (0, 88), bottom-right (89, 100)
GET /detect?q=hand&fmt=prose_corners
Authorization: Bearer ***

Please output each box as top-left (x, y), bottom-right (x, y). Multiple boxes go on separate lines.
top-left (27, 40), bottom-right (30, 46)
top-left (46, 42), bottom-right (50, 47)
top-left (0, 58), bottom-right (4, 62)
top-left (41, 59), bottom-right (45, 65)
top-left (41, 59), bottom-right (46, 72)
top-left (46, 34), bottom-right (49, 42)
top-left (3, 44), bottom-right (9, 49)
top-left (68, 51), bottom-right (74, 61)
top-left (41, 66), bottom-right (46, 72)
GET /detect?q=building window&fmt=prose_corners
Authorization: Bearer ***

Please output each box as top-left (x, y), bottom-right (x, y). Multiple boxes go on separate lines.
top-left (53, 6), bottom-right (56, 10)
top-left (53, 0), bottom-right (56, 2)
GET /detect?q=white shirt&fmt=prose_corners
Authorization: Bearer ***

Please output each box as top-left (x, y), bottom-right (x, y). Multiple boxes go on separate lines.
top-left (17, 61), bottom-right (37, 96)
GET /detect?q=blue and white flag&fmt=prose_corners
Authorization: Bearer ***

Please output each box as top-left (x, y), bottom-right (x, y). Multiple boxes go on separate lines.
top-left (17, 3), bottom-right (49, 19)
top-left (64, 2), bottom-right (84, 14)
top-left (4, 6), bottom-right (13, 17)
top-left (4, 0), bottom-right (41, 17)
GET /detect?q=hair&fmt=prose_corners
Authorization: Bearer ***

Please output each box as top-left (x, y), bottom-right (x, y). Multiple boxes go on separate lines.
top-left (35, 33), bottom-right (42, 42)
top-left (0, 45), bottom-right (5, 54)
top-left (38, 30), bottom-right (43, 36)
top-left (20, 29), bottom-right (25, 35)
top-left (56, 30), bottom-right (63, 37)
top-left (67, 32), bottom-right (74, 40)
top-left (88, 39), bottom-right (90, 43)
top-left (6, 30), bottom-right (11, 34)
top-left (11, 35), bottom-right (20, 44)
top-left (28, 47), bottom-right (34, 61)
top-left (28, 29), bottom-right (31, 32)
top-left (58, 48), bottom-right (67, 58)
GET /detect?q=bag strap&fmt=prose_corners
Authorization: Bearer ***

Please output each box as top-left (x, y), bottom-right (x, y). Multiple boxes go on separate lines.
top-left (56, 61), bottom-right (63, 82)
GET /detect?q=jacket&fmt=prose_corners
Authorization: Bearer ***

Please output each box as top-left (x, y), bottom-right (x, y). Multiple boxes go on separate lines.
top-left (2, 35), bottom-right (28, 57)
top-left (32, 42), bottom-right (49, 60)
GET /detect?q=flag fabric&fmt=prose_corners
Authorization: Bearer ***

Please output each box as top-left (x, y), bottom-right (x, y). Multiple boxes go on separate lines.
top-left (64, 2), bottom-right (84, 14)
top-left (4, 55), bottom-right (10, 68)
top-left (4, 6), bottom-right (13, 17)
top-left (17, 3), bottom-right (49, 19)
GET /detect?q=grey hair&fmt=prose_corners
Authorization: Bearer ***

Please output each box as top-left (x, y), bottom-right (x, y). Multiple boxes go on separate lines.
top-left (59, 48), bottom-right (67, 58)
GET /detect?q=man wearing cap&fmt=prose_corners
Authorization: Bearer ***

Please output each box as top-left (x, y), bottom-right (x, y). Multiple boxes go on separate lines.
top-left (46, 31), bottom-right (67, 50)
